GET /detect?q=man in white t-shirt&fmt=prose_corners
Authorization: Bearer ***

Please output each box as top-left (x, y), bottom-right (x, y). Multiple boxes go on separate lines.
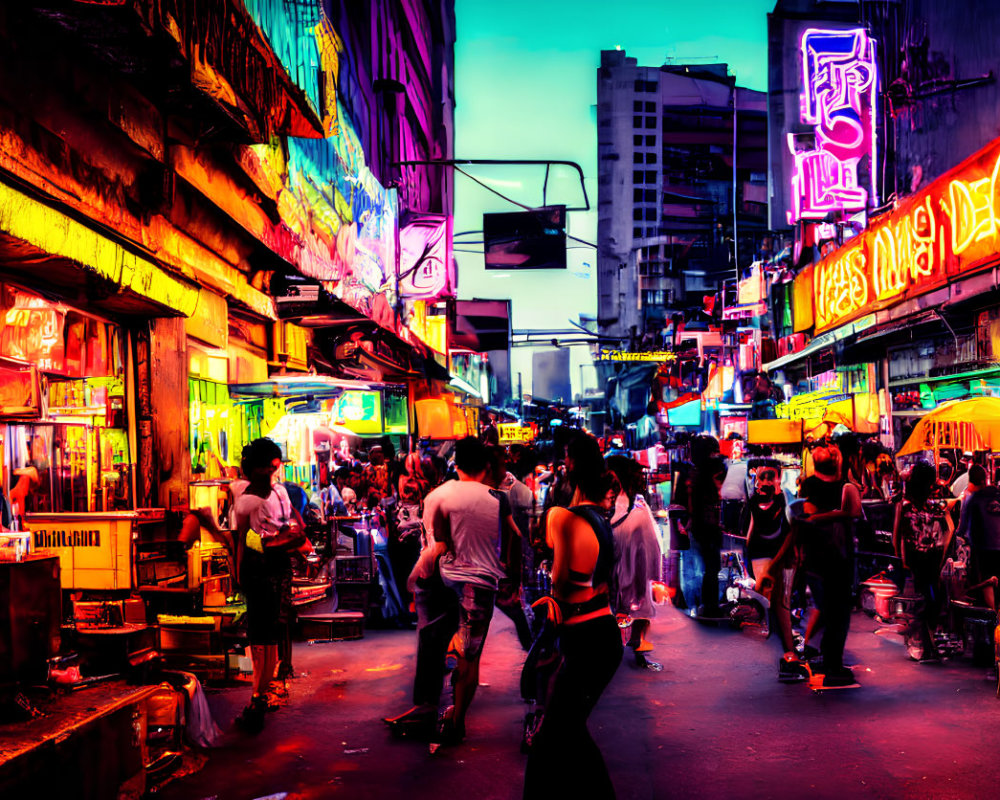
top-left (231, 439), bottom-right (305, 733)
top-left (386, 436), bottom-right (503, 745)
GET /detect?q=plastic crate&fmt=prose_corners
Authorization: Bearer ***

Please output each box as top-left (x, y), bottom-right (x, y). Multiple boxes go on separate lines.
top-left (335, 585), bottom-right (370, 614)
top-left (335, 555), bottom-right (373, 583)
top-left (298, 612), bottom-right (365, 641)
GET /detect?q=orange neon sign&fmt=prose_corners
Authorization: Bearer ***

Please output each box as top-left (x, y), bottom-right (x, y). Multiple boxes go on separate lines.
top-left (810, 136), bottom-right (1000, 333)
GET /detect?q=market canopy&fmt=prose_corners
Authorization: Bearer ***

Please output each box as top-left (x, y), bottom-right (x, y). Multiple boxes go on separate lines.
top-left (897, 397), bottom-right (1000, 456)
top-left (747, 419), bottom-right (803, 445)
top-left (229, 376), bottom-right (387, 400)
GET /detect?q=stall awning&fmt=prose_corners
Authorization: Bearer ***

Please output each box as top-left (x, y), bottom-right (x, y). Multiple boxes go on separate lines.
top-left (747, 418), bottom-right (803, 445)
top-left (763, 315), bottom-right (875, 373)
top-left (229, 375), bottom-right (390, 400)
top-left (0, 177), bottom-right (199, 317)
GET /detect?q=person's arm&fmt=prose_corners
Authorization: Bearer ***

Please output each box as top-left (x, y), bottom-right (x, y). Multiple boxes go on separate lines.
top-left (409, 499), bottom-right (448, 588)
top-left (547, 507), bottom-right (573, 597)
top-left (955, 495), bottom-right (971, 543)
top-left (892, 502), bottom-right (904, 565)
top-left (744, 515), bottom-right (756, 554)
top-left (940, 506), bottom-right (956, 572)
top-left (808, 483), bottom-right (862, 523)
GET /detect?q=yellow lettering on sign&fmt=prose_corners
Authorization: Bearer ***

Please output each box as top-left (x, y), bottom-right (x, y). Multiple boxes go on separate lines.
top-left (815, 241), bottom-right (869, 331)
top-left (811, 145), bottom-right (1000, 333)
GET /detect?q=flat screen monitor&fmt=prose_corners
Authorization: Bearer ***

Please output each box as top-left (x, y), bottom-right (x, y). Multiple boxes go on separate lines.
top-left (483, 205), bottom-right (566, 270)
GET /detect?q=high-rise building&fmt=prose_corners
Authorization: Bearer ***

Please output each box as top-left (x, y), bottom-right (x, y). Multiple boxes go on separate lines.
top-left (596, 50), bottom-right (768, 348)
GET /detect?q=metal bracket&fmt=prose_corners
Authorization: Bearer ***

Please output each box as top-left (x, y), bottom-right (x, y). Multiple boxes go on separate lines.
top-left (391, 158), bottom-right (590, 212)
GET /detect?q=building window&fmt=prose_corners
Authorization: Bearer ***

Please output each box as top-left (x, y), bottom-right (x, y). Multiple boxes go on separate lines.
top-left (633, 135), bottom-right (643, 146)
top-left (645, 189), bottom-right (656, 202)
top-left (642, 289), bottom-right (665, 306)
top-left (633, 188), bottom-right (644, 202)
top-left (646, 152), bottom-right (657, 164)
top-left (633, 152), bottom-right (643, 163)
top-left (633, 116), bottom-right (643, 128)
top-left (645, 170), bottom-right (656, 184)
top-left (646, 135), bottom-right (656, 146)
top-left (633, 100), bottom-right (643, 112)
top-left (634, 226), bottom-right (643, 238)
top-left (645, 207), bottom-right (657, 221)
top-left (645, 116), bottom-right (657, 129)
top-left (633, 208), bottom-right (643, 221)
top-left (633, 170), bottom-right (643, 184)
top-left (645, 101), bottom-right (655, 112)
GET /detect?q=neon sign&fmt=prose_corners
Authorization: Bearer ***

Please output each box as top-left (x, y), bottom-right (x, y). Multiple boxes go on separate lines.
top-left (598, 350), bottom-right (677, 362)
top-left (788, 28), bottom-right (877, 222)
top-left (808, 136), bottom-right (1000, 332)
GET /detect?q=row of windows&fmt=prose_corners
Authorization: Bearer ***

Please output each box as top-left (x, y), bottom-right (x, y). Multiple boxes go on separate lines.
top-left (633, 135), bottom-right (656, 146)
top-left (634, 226), bottom-right (658, 239)
top-left (634, 116), bottom-right (657, 129)
top-left (635, 79), bottom-right (658, 93)
top-left (632, 152), bottom-right (657, 164)
top-left (641, 289), bottom-right (671, 306)
top-left (633, 100), bottom-right (656, 112)
top-left (638, 260), bottom-right (670, 277)
top-left (633, 170), bottom-right (658, 184)
top-left (633, 207), bottom-right (658, 221)
top-left (633, 188), bottom-right (657, 202)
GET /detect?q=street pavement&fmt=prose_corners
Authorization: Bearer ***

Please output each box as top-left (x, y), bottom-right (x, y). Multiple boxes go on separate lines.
top-left (156, 606), bottom-right (1000, 800)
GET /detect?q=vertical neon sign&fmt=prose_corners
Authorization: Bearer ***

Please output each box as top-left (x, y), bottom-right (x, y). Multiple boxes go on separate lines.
top-left (788, 28), bottom-right (878, 223)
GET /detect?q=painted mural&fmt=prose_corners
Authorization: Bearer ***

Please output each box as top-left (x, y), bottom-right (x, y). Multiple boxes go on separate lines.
top-left (241, 0), bottom-right (399, 323)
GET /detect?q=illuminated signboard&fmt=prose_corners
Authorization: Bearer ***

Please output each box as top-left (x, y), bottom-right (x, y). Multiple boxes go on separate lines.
top-left (399, 214), bottom-right (454, 300)
top-left (598, 350), bottom-right (676, 362)
top-left (498, 423), bottom-right (535, 445)
top-left (331, 390), bottom-right (382, 435)
top-left (810, 135), bottom-right (1000, 333)
top-left (667, 400), bottom-right (702, 427)
top-left (788, 28), bottom-right (877, 223)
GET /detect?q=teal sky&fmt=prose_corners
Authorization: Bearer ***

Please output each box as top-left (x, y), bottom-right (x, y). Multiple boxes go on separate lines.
top-left (453, 0), bottom-right (775, 398)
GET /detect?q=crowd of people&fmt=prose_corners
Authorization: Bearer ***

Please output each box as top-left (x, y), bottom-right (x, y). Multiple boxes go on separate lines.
top-left (374, 430), bottom-right (665, 798)
top-left (218, 420), bottom-right (1000, 796)
top-left (670, 429), bottom-right (1000, 692)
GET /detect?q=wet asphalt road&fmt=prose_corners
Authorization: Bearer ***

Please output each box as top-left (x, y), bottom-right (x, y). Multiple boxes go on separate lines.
top-left (155, 606), bottom-right (1000, 800)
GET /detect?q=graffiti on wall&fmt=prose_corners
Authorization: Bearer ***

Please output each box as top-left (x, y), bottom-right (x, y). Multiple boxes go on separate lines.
top-left (241, 1), bottom-right (399, 323)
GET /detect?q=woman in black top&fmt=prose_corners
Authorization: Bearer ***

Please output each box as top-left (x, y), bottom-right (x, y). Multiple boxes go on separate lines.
top-left (524, 434), bottom-right (621, 800)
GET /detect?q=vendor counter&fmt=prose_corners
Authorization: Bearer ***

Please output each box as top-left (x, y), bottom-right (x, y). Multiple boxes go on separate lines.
top-left (26, 510), bottom-right (166, 591)
top-left (0, 680), bottom-right (161, 798)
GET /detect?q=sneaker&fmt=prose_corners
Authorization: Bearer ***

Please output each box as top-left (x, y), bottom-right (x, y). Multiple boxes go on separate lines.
top-left (778, 657), bottom-right (809, 683)
top-left (384, 706), bottom-right (436, 739)
top-left (234, 696), bottom-right (267, 734)
top-left (817, 667), bottom-right (860, 689)
top-left (798, 644), bottom-right (821, 661)
top-left (432, 707), bottom-right (466, 747)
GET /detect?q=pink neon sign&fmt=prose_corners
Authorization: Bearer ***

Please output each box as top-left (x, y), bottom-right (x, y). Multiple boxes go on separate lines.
top-left (788, 28), bottom-right (878, 223)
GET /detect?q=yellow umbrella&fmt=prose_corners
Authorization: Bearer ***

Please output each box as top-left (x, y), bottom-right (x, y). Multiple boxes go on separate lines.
top-left (896, 397), bottom-right (1000, 456)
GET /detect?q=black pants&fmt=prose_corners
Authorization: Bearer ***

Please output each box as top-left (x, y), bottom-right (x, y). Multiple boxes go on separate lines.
top-left (497, 578), bottom-right (534, 650)
top-left (524, 614), bottom-right (623, 799)
top-left (412, 573), bottom-right (459, 707)
top-left (696, 531), bottom-right (722, 613)
top-left (816, 558), bottom-right (853, 673)
top-left (908, 548), bottom-right (944, 656)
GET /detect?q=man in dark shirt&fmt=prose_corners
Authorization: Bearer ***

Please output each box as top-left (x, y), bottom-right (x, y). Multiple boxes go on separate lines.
top-left (956, 464), bottom-right (1000, 610)
top-left (796, 445), bottom-right (862, 688)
